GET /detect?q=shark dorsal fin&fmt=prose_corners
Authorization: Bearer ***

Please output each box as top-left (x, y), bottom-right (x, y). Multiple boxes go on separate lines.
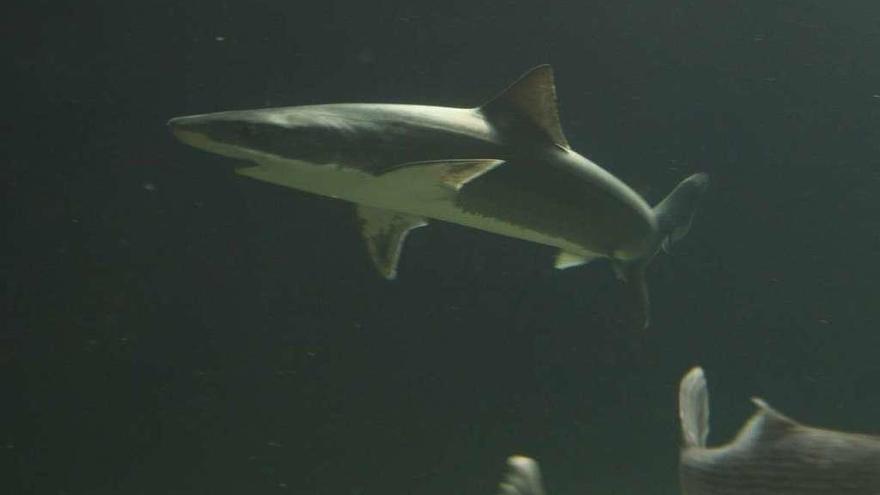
top-left (751, 398), bottom-right (800, 428)
top-left (735, 397), bottom-right (800, 445)
top-left (480, 65), bottom-right (570, 148)
top-left (679, 366), bottom-right (710, 448)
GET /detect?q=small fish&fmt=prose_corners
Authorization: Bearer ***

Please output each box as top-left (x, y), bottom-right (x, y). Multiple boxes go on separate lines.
top-left (169, 65), bottom-right (710, 328)
top-left (679, 367), bottom-right (880, 495)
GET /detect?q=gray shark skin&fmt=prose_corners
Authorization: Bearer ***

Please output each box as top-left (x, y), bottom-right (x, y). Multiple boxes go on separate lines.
top-left (679, 367), bottom-right (880, 495)
top-left (169, 66), bottom-right (709, 328)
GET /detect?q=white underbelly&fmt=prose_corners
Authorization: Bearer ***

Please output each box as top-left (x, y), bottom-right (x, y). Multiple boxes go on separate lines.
top-left (236, 157), bottom-right (595, 256)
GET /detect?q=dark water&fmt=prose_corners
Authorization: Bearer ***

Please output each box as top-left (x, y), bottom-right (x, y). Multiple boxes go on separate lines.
top-left (6, 1), bottom-right (880, 493)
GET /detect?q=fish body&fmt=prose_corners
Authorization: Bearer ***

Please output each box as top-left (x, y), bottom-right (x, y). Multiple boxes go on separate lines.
top-left (169, 66), bottom-right (709, 327)
top-left (679, 367), bottom-right (880, 495)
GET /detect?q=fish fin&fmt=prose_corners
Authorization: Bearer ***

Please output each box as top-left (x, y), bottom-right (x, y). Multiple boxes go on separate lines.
top-left (378, 159), bottom-right (506, 193)
top-left (553, 251), bottom-right (601, 270)
top-left (653, 173), bottom-right (710, 253)
top-left (613, 260), bottom-right (651, 329)
top-left (615, 172), bottom-right (707, 329)
top-left (729, 398), bottom-right (801, 446)
top-left (355, 205), bottom-right (427, 279)
top-left (679, 366), bottom-right (710, 448)
top-left (480, 65), bottom-right (569, 148)
top-left (497, 456), bottom-right (546, 495)
top-left (750, 397), bottom-right (800, 428)
top-left (751, 398), bottom-right (800, 431)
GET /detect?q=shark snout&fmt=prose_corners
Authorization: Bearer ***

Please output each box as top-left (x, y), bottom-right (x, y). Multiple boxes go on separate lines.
top-left (167, 115), bottom-right (212, 149)
top-left (167, 111), bottom-right (283, 160)
top-left (167, 115), bottom-right (193, 130)
top-left (167, 114), bottom-right (205, 130)
top-left (167, 114), bottom-right (216, 136)
top-left (167, 113), bottom-right (248, 151)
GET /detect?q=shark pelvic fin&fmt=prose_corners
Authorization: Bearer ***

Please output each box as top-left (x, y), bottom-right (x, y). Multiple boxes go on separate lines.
top-left (553, 250), bottom-right (601, 270)
top-left (480, 65), bottom-right (570, 148)
top-left (613, 259), bottom-right (651, 329)
top-left (355, 205), bottom-right (427, 279)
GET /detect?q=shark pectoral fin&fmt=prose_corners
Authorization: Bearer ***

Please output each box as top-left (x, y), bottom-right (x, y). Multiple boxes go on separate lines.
top-left (355, 205), bottom-right (427, 280)
top-left (480, 65), bottom-right (569, 148)
top-left (377, 159), bottom-right (506, 194)
top-left (553, 250), bottom-right (601, 270)
top-left (498, 456), bottom-right (546, 495)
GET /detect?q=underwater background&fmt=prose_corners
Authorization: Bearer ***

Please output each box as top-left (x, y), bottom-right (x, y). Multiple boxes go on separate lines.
top-left (6, 1), bottom-right (880, 493)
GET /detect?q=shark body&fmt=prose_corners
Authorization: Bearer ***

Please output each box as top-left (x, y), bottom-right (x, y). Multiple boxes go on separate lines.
top-left (679, 367), bottom-right (880, 494)
top-left (485, 367), bottom-right (880, 495)
top-left (169, 66), bottom-right (708, 327)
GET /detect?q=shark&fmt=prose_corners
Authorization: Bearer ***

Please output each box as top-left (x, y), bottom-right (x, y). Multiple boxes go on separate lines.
top-left (679, 366), bottom-right (880, 494)
top-left (169, 65), bottom-right (709, 328)
top-left (487, 366), bottom-right (880, 495)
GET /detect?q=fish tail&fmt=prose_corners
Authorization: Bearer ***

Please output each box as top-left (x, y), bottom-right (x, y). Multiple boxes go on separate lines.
top-left (679, 366), bottom-right (710, 448)
top-left (497, 456), bottom-right (546, 495)
top-left (653, 173), bottom-right (710, 254)
top-left (614, 172), bottom-right (708, 330)
top-left (612, 259), bottom-right (651, 330)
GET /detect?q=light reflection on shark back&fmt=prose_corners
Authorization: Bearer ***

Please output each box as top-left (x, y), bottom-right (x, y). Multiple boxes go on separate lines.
top-left (257, 104), bottom-right (505, 174)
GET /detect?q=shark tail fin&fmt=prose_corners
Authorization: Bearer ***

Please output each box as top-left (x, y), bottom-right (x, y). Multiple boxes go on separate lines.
top-left (679, 366), bottom-right (710, 448)
top-left (653, 173), bottom-right (710, 253)
top-left (610, 172), bottom-right (708, 329)
top-left (497, 456), bottom-right (546, 495)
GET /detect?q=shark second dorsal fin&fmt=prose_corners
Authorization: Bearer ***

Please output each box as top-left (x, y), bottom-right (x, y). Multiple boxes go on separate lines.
top-left (750, 398), bottom-right (800, 429)
top-left (733, 397), bottom-right (800, 446)
top-left (480, 65), bottom-right (570, 148)
top-left (355, 205), bottom-right (427, 279)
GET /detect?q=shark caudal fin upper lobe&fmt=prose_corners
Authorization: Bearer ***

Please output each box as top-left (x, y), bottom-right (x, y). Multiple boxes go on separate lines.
top-left (679, 366), bottom-right (710, 448)
top-left (654, 173), bottom-right (710, 254)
